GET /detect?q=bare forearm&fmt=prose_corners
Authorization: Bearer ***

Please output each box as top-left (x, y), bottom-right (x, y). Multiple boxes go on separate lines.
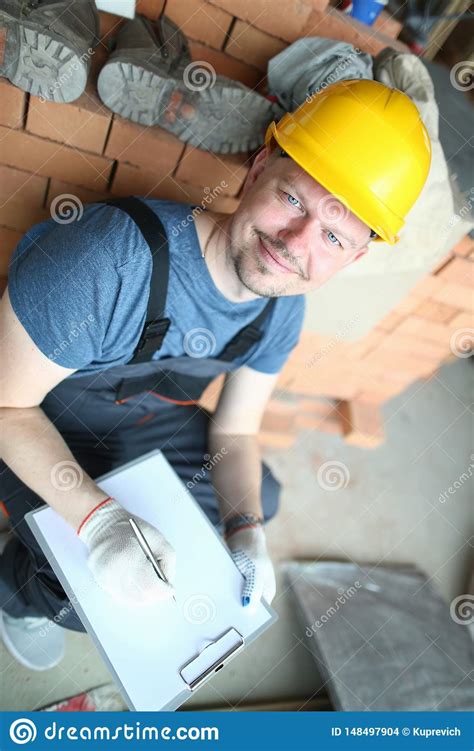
top-left (0, 407), bottom-right (109, 529)
top-left (207, 432), bottom-right (263, 524)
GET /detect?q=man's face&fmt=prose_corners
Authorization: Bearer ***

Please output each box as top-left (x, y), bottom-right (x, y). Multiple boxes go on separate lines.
top-left (226, 146), bottom-right (373, 298)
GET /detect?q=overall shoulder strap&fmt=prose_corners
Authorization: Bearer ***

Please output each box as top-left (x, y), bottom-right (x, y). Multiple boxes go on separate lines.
top-left (217, 297), bottom-right (278, 362)
top-left (104, 197), bottom-right (171, 364)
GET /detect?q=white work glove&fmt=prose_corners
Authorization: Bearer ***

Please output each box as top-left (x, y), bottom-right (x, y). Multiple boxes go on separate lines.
top-left (226, 525), bottom-right (276, 611)
top-left (77, 497), bottom-right (176, 606)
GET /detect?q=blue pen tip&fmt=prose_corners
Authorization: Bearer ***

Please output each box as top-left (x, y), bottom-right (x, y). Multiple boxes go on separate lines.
top-left (242, 596), bottom-right (250, 607)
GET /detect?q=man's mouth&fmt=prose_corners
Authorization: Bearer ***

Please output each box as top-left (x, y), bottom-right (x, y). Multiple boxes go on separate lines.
top-left (257, 237), bottom-right (294, 274)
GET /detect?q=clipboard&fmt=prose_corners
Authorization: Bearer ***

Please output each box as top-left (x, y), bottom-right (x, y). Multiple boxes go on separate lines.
top-left (25, 449), bottom-right (278, 711)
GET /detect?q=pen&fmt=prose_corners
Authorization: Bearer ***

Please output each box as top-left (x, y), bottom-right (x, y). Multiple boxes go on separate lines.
top-left (128, 518), bottom-right (177, 603)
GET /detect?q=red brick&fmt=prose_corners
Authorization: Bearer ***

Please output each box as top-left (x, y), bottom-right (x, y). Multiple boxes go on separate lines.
top-left (452, 234), bottom-right (474, 258)
top-left (409, 275), bottom-right (444, 299)
top-left (0, 227), bottom-right (23, 275)
top-left (0, 165), bottom-right (48, 207)
top-left (393, 294), bottom-right (427, 316)
top-left (258, 431), bottom-right (296, 449)
top-left (209, 0), bottom-right (325, 42)
top-left (0, 79), bottom-right (25, 129)
top-left (449, 311), bottom-right (474, 329)
top-left (174, 146), bottom-right (250, 196)
top-left (353, 384), bottom-right (404, 405)
top-left (436, 256), bottom-right (474, 287)
top-left (378, 331), bottom-right (448, 361)
top-left (294, 400), bottom-right (341, 433)
top-left (110, 161), bottom-right (238, 214)
top-left (225, 21), bottom-right (287, 71)
top-left (373, 9), bottom-right (403, 38)
top-left (378, 332), bottom-right (448, 360)
top-left (430, 251), bottom-right (453, 275)
top-left (278, 365), bottom-right (360, 401)
top-left (46, 179), bottom-right (109, 207)
top-left (346, 329), bottom-right (385, 360)
top-left (376, 310), bottom-right (404, 333)
top-left (336, 399), bottom-right (385, 447)
top-left (188, 41), bottom-right (262, 89)
top-left (356, 361), bottom-right (417, 387)
top-left (363, 349), bottom-right (436, 378)
top-left (98, 11), bottom-right (127, 42)
top-left (302, 8), bottom-right (409, 56)
top-left (166, 0), bottom-right (233, 48)
top-left (135, 0), bottom-right (166, 20)
top-left (431, 282), bottom-right (473, 311)
top-left (0, 126), bottom-right (113, 190)
top-left (413, 299), bottom-right (460, 324)
top-left (105, 117), bottom-right (184, 175)
top-left (261, 401), bottom-right (296, 434)
top-left (27, 85), bottom-right (111, 154)
top-left (0, 201), bottom-right (49, 233)
top-left (395, 316), bottom-right (452, 346)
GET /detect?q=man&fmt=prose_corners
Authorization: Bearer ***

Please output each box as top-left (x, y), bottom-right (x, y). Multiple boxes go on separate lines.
top-left (0, 79), bottom-right (431, 670)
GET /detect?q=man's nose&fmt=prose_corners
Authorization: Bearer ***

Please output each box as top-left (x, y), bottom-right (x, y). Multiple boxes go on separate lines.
top-left (276, 215), bottom-right (322, 262)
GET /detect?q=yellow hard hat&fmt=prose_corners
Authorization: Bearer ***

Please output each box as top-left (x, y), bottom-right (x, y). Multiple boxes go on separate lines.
top-left (264, 79), bottom-right (432, 245)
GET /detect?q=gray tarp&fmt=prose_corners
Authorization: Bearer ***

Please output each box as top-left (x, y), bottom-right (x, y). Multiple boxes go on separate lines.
top-left (283, 560), bottom-right (474, 711)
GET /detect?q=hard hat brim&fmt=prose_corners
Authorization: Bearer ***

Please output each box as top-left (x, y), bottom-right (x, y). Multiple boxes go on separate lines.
top-left (265, 121), bottom-right (401, 246)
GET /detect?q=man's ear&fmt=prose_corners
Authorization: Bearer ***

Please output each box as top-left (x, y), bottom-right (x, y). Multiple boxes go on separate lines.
top-left (240, 145), bottom-right (271, 197)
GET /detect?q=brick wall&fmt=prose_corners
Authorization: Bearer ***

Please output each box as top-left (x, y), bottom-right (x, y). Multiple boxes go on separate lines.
top-left (1, 0), bottom-right (471, 448)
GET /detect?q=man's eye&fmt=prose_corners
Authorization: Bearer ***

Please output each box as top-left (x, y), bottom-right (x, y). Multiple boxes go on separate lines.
top-left (284, 192), bottom-right (303, 210)
top-left (326, 230), bottom-right (342, 248)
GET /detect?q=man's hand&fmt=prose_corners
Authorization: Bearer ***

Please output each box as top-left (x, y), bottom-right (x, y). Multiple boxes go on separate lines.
top-left (226, 524), bottom-right (276, 610)
top-left (77, 497), bottom-right (176, 606)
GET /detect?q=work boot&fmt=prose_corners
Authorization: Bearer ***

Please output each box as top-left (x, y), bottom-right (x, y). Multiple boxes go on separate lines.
top-left (0, 610), bottom-right (65, 670)
top-left (0, 0), bottom-right (99, 102)
top-left (98, 14), bottom-right (279, 154)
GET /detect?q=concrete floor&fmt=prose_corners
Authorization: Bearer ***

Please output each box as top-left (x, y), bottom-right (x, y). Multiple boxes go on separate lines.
top-left (0, 357), bottom-right (472, 710)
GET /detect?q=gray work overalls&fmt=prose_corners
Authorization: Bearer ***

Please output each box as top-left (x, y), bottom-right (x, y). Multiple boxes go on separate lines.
top-left (0, 197), bottom-right (281, 632)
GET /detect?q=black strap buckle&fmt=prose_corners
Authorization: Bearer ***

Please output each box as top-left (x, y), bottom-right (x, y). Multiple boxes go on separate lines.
top-left (135, 318), bottom-right (171, 354)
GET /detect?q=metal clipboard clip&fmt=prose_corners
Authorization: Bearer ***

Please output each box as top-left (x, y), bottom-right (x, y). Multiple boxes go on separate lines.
top-left (179, 627), bottom-right (245, 691)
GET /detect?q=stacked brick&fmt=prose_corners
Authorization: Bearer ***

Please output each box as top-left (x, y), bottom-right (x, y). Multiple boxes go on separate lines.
top-left (1, 0), bottom-right (468, 450)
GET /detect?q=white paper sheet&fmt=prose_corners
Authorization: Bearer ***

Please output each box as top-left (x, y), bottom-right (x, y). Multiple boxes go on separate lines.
top-left (26, 450), bottom-right (277, 711)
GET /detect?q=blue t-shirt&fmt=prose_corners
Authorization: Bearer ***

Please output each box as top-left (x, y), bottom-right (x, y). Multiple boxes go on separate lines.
top-left (8, 199), bottom-right (305, 378)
